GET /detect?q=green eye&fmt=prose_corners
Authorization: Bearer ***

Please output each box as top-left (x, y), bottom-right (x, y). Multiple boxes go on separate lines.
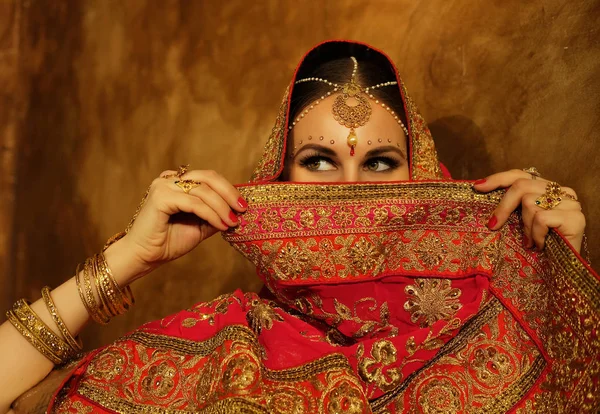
top-left (300, 156), bottom-right (336, 172)
top-left (363, 157), bottom-right (401, 172)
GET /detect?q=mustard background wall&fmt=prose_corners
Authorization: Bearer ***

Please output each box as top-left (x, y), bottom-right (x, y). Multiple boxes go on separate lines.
top-left (1, 0), bottom-right (598, 349)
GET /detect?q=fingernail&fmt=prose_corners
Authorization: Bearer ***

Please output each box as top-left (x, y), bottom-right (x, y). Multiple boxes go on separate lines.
top-left (221, 220), bottom-right (229, 228)
top-left (474, 178), bottom-right (487, 185)
top-left (237, 197), bottom-right (248, 209)
top-left (487, 215), bottom-right (498, 229)
top-left (523, 234), bottom-right (529, 247)
top-left (229, 211), bottom-right (239, 223)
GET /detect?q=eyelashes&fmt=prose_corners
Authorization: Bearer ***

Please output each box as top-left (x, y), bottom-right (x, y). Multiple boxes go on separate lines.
top-left (297, 151), bottom-right (402, 172)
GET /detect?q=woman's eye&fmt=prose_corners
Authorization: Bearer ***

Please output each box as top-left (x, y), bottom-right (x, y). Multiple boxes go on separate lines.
top-left (364, 158), bottom-right (396, 172)
top-left (301, 156), bottom-right (336, 171)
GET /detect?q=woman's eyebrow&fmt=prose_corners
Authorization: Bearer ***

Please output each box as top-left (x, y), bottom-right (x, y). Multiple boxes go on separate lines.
top-left (293, 144), bottom-right (337, 159)
top-left (364, 146), bottom-right (407, 160)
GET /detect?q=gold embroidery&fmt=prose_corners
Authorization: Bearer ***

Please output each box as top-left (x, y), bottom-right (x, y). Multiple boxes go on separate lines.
top-left (418, 377), bottom-right (463, 414)
top-left (54, 399), bottom-right (94, 413)
top-left (295, 294), bottom-right (395, 340)
top-left (371, 299), bottom-right (547, 414)
top-left (246, 299), bottom-right (284, 335)
top-left (231, 182), bottom-right (503, 209)
top-left (471, 346), bottom-right (515, 389)
top-left (74, 325), bottom-right (359, 413)
top-left (357, 340), bottom-right (401, 392)
top-left (267, 386), bottom-right (313, 414)
top-left (141, 361), bottom-right (177, 398)
top-left (222, 350), bottom-right (261, 394)
top-left (404, 279), bottom-right (462, 328)
top-left (238, 230), bottom-right (499, 282)
top-left (86, 347), bottom-right (126, 381)
top-left (322, 377), bottom-right (368, 414)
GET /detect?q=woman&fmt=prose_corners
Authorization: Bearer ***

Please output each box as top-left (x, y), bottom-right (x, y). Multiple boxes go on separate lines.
top-left (2, 41), bottom-right (598, 413)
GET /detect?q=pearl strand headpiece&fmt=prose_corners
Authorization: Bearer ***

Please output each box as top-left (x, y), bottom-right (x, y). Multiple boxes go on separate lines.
top-left (290, 57), bottom-right (409, 156)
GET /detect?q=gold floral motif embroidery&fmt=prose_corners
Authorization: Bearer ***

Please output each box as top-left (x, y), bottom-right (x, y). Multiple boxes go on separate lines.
top-left (295, 293), bottom-right (395, 340)
top-left (274, 241), bottom-right (315, 279)
top-left (86, 348), bottom-right (126, 381)
top-left (404, 279), bottom-right (462, 327)
top-left (348, 237), bottom-right (386, 275)
top-left (323, 378), bottom-right (367, 414)
top-left (222, 351), bottom-right (261, 393)
top-left (471, 346), bottom-right (515, 389)
top-left (141, 361), bottom-right (177, 398)
top-left (357, 340), bottom-right (402, 392)
top-left (417, 377), bottom-right (463, 414)
top-left (267, 386), bottom-right (313, 413)
top-left (244, 230), bottom-right (498, 282)
top-left (246, 299), bottom-right (284, 335)
top-left (73, 323), bottom-right (361, 413)
top-left (414, 233), bottom-right (447, 267)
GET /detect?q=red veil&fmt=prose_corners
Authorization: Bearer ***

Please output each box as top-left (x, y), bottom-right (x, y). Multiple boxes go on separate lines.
top-left (48, 41), bottom-right (600, 413)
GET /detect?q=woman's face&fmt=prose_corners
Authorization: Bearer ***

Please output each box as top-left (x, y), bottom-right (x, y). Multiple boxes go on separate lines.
top-left (287, 96), bottom-right (409, 182)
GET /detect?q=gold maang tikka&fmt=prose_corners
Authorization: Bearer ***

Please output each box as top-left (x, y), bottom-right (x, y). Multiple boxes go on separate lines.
top-left (291, 57), bottom-right (408, 156)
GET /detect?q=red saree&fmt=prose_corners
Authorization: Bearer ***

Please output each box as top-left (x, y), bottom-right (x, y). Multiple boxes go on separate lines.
top-left (48, 41), bottom-right (600, 413)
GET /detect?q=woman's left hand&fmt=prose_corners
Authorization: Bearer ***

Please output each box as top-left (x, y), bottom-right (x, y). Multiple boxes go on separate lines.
top-left (473, 169), bottom-right (585, 253)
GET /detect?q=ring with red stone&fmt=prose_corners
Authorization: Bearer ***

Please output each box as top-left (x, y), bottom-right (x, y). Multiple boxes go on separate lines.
top-left (535, 181), bottom-right (563, 210)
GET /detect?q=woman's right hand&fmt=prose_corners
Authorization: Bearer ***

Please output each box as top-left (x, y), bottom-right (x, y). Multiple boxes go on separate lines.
top-left (114, 169), bottom-right (247, 281)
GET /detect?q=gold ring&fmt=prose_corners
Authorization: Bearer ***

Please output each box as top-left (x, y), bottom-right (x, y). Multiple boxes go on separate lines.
top-left (535, 181), bottom-right (563, 210)
top-left (175, 179), bottom-right (201, 194)
top-left (162, 164), bottom-right (190, 180)
top-left (177, 164), bottom-right (189, 178)
top-left (523, 167), bottom-right (541, 180)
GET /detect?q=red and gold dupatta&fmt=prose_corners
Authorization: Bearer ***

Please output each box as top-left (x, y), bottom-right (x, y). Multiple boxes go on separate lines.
top-left (48, 41), bottom-right (600, 413)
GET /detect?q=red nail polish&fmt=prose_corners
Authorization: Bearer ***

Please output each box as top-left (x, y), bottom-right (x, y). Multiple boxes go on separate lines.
top-left (487, 215), bottom-right (498, 229)
top-left (221, 220), bottom-right (229, 228)
top-left (474, 178), bottom-right (487, 185)
top-left (237, 197), bottom-right (248, 209)
top-left (229, 211), bottom-right (238, 223)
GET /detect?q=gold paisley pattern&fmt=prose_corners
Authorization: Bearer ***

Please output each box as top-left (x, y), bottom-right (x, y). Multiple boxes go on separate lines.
top-left (403, 279), bottom-right (462, 328)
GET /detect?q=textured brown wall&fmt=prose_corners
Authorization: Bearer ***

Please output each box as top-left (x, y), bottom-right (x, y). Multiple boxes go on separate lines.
top-left (2, 0), bottom-right (599, 349)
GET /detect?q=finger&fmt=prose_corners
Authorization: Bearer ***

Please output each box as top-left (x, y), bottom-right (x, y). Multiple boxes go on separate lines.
top-left (521, 193), bottom-right (540, 248)
top-left (487, 178), bottom-right (548, 230)
top-left (184, 182), bottom-right (240, 226)
top-left (558, 186), bottom-right (579, 201)
top-left (473, 169), bottom-right (546, 192)
top-left (167, 190), bottom-right (229, 231)
top-left (181, 170), bottom-right (248, 212)
top-left (530, 208), bottom-right (585, 251)
top-left (159, 170), bottom-right (178, 178)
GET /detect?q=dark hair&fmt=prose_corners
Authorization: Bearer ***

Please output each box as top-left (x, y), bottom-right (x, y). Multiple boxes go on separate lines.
top-left (288, 58), bottom-right (407, 128)
top-left (281, 50), bottom-right (408, 180)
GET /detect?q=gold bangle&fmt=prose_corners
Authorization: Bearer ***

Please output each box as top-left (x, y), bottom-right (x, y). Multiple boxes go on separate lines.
top-left (96, 253), bottom-right (135, 314)
top-left (6, 310), bottom-right (63, 364)
top-left (76, 262), bottom-right (95, 322)
top-left (8, 299), bottom-right (75, 363)
top-left (86, 257), bottom-right (111, 324)
top-left (80, 259), bottom-right (110, 324)
top-left (41, 286), bottom-right (82, 353)
top-left (91, 255), bottom-right (116, 317)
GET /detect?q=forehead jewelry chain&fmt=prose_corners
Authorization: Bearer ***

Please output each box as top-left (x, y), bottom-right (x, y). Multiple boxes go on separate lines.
top-left (292, 57), bottom-right (409, 156)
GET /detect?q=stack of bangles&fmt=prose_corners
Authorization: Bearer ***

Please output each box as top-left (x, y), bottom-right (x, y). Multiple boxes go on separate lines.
top-left (6, 253), bottom-right (134, 365)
